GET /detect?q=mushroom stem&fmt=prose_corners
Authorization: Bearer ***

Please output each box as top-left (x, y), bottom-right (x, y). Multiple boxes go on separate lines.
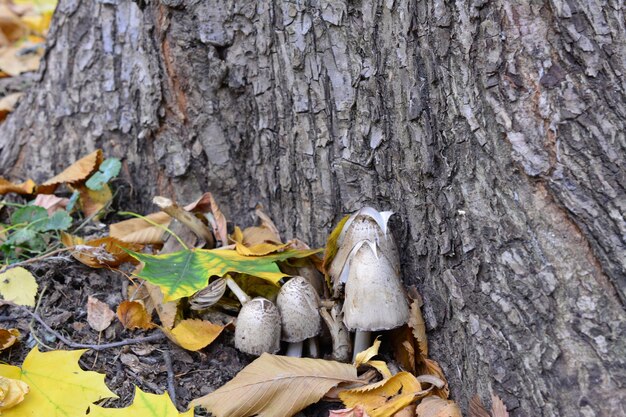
top-left (307, 337), bottom-right (320, 358)
top-left (225, 276), bottom-right (251, 305)
top-left (353, 330), bottom-right (372, 361)
top-left (286, 341), bottom-right (304, 357)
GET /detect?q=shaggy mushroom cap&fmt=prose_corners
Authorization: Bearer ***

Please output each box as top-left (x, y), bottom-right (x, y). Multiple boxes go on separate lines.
top-left (342, 241), bottom-right (409, 332)
top-left (235, 297), bottom-right (281, 355)
top-left (276, 276), bottom-right (322, 343)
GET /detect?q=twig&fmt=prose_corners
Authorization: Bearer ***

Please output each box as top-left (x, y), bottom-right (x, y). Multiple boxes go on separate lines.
top-left (162, 350), bottom-right (178, 409)
top-left (1, 247), bottom-right (75, 272)
top-left (19, 306), bottom-right (166, 351)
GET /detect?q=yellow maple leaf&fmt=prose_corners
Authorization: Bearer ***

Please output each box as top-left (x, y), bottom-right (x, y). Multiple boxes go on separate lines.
top-left (339, 372), bottom-right (429, 417)
top-left (0, 375), bottom-right (29, 412)
top-left (0, 267), bottom-right (37, 307)
top-left (89, 387), bottom-right (192, 417)
top-left (0, 347), bottom-right (116, 416)
top-left (163, 319), bottom-right (226, 351)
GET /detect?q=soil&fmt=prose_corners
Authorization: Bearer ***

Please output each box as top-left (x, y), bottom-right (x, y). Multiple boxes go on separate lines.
top-left (0, 258), bottom-right (342, 416)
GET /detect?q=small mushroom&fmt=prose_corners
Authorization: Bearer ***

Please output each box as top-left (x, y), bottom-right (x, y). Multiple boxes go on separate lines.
top-left (225, 277), bottom-right (282, 356)
top-left (342, 240), bottom-right (409, 360)
top-left (276, 276), bottom-right (322, 357)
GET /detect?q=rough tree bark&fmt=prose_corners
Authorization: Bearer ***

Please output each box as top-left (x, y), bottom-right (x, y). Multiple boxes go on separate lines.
top-left (0, 0), bottom-right (624, 415)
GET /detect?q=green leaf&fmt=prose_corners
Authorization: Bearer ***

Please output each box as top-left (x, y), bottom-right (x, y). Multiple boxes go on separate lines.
top-left (130, 248), bottom-right (322, 302)
top-left (41, 210), bottom-right (72, 231)
top-left (10, 206), bottom-right (47, 226)
top-left (86, 158), bottom-right (121, 190)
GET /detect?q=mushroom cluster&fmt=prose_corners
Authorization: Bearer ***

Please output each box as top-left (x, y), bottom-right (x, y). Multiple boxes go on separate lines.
top-left (327, 207), bottom-right (410, 359)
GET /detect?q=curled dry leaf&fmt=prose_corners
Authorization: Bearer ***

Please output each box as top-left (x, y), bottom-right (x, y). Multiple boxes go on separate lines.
top-left (143, 281), bottom-right (178, 329)
top-left (415, 396), bottom-right (462, 417)
top-left (0, 375), bottom-right (29, 412)
top-left (408, 291), bottom-right (428, 357)
top-left (0, 329), bottom-right (20, 351)
top-left (416, 359), bottom-right (449, 399)
top-left (0, 267), bottom-right (38, 307)
top-left (109, 212), bottom-right (171, 245)
top-left (353, 338), bottom-right (392, 379)
top-left (191, 353), bottom-right (358, 417)
top-left (192, 192), bottom-right (229, 246)
top-left (469, 395), bottom-right (490, 417)
top-left (38, 149), bottom-right (103, 194)
top-left (0, 178), bottom-right (36, 195)
top-left (163, 319), bottom-right (226, 351)
top-left (61, 233), bottom-right (143, 268)
top-left (32, 194), bottom-right (69, 215)
top-left (491, 393), bottom-right (510, 417)
top-left (87, 296), bottom-right (116, 332)
top-left (329, 405), bottom-right (371, 417)
top-left (117, 301), bottom-right (155, 330)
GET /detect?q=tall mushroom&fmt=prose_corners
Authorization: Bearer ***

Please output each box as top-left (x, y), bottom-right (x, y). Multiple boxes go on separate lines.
top-left (276, 276), bottom-right (322, 357)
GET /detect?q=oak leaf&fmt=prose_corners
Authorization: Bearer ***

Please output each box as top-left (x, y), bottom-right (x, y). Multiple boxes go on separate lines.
top-left (191, 353), bottom-right (358, 417)
top-left (0, 347), bottom-right (116, 416)
top-left (117, 300), bottom-right (156, 330)
top-left (0, 267), bottom-right (37, 307)
top-left (0, 376), bottom-right (29, 412)
top-left (163, 318), bottom-right (226, 351)
top-left (89, 386), bottom-right (192, 417)
top-left (38, 149), bottom-right (103, 194)
top-left (0, 178), bottom-right (35, 195)
top-left (415, 396), bottom-right (462, 417)
top-left (0, 328), bottom-right (20, 351)
top-left (87, 296), bottom-right (116, 332)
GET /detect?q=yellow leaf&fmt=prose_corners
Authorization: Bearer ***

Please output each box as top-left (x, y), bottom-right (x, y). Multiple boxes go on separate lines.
top-left (75, 183), bottom-right (112, 218)
top-left (339, 372), bottom-right (428, 417)
top-left (0, 328), bottom-right (20, 351)
top-left (116, 300), bottom-right (156, 330)
top-left (38, 149), bottom-right (103, 194)
top-left (163, 319), bottom-right (225, 351)
top-left (192, 353), bottom-right (358, 417)
top-left (109, 212), bottom-right (171, 244)
top-left (0, 376), bottom-right (29, 412)
top-left (0, 347), bottom-right (116, 416)
top-left (89, 386), bottom-right (192, 417)
top-left (232, 226), bottom-right (289, 256)
top-left (354, 338), bottom-right (392, 379)
top-left (0, 267), bottom-right (37, 307)
top-left (322, 214), bottom-right (351, 284)
top-left (415, 396), bottom-right (462, 417)
top-left (0, 178), bottom-right (35, 195)
top-left (87, 296), bottom-right (115, 332)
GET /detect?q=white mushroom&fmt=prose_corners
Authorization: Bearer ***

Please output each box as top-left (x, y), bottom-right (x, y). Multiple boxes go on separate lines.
top-left (276, 276), bottom-right (322, 357)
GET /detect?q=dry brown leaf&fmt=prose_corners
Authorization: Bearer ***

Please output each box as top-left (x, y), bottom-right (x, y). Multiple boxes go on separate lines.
top-left (339, 372), bottom-right (430, 417)
top-left (408, 290), bottom-right (427, 357)
top-left (191, 192), bottom-right (228, 246)
top-left (163, 319), bottom-right (226, 351)
top-left (491, 393), bottom-right (509, 417)
top-left (0, 92), bottom-right (22, 122)
top-left (0, 43), bottom-right (41, 76)
top-left (329, 405), bottom-right (371, 417)
top-left (415, 396), bottom-right (462, 417)
top-left (469, 395), bottom-right (490, 417)
top-left (109, 211), bottom-right (171, 245)
top-left (394, 404), bottom-right (417, 417)
top-left (192, 353), bottom-right (358, 417)
top-left (232, 226), bottom-right (289, 256)
top-left (87, 296), bottom-right (115, 332)
top-left (0, 177), bottom-right (35, 195)
top-left (0, 328), bottom-right (19, 351)
top-left (416, 359), bottom-right (449, 399)
top-left (74, 183), bottom-right (112, 218)
top-left (0, 4), bottom-right (28, 45)
top-left (0, 375), bottom-right (29, 412)
top-left (143, 281), bottom-right (178, 329)
top-left (126, 281), bottom-right (155, 315)
top-left (116, 300), bottom-right (155, 330)
top-left (38, 149), bottom-right (103, 194)
top-left (32, 194), bottom-right (69, 215)
top-left (61, 233), bottom-right (142, 268)
top-left (354, 338), bottom-right (392, 379)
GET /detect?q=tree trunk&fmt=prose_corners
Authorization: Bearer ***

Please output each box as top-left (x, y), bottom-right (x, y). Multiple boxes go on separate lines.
top-left (1, 0), bottom-right (624, 415)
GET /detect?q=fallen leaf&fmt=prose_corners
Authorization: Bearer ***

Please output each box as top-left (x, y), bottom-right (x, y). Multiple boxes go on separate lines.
top-left (232, 226), bottom-right (290, 256)
top-left (408, 293), bottom-right (428, 357)
top-left (89, 386), bottom-right (192, 416)
top-left (468, 395), bottom-right (490, 417)
top-left (0, 43), bottom-right (41, 76)
top-left (416, 359), bottom-right (449, 399)
top-left (38, 149), bottom-right (103, 194)
top-left (163, 319), bottom-right (226, 351)
top-left (61, 233), bottom-right (143, 268)
top-left (0, 375), bottom-right (29, 412)
top-left (87, 296), bottom-right (116, 332)
top-left (0, 347), bottom-right (116, 416)
top-left (0, 92), bottom-right (22, 122)
top-left (130, 247), bottom-right (321, 302)
top-left (0, 328), bottom-right (19, 351)
top-left (491, 393), bottom-right (509, 417)
top-left (192, 193), bottom-right (228, 246)
top-left (109, 212), bottom-right (171, 245)
top-left (339, 372), bottom-right (430, 417)
top-left (329, 405), bottom-right (371, 417)
top-left (85, 158), bottom-right (121, 190)
top-left (143, 281), bottom-right (178, 329)
top-left (394, 404), bottom-right (417, 417)
top-left (32, 194), bottom-right (69, 215)
top-left (415, 396), bottom-right (462, 417)
top-left (191, 353), bottom-right (358, 417)
top-left (0, 5), bottom-right (28, 45)
top-left (74, 183), bottom-right (112, 218)
top-left (354, 338), bottom-right (392, 379)
top-left (0, 267), bottom-right (37, 307)
top-left (0, 178), bottom-right (35, 195)
top-left (322, 214), bottom-right (351, 283)
top-left (117, 300), bottom-right (155, 330)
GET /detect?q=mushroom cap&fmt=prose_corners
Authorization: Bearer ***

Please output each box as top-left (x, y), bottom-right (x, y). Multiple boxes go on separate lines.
top-left (342, 241), bottom-right (409, 331)
top-left (329, 209), bottom-right (400, 291)
top-left (276, 276), bottom-right (321, 343)
top-left (235, 297), bottom-right (281, 355)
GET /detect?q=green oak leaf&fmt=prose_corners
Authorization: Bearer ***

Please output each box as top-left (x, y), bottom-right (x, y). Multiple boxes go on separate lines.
top-left (86, 158), bottom-right (122, 190)
top-left (130, 248), bottom-right (322, 302)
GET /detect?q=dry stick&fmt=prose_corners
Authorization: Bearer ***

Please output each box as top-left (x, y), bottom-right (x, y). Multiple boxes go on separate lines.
top-left (20, 307), bottom-right (166, 351)
top-left (1, 247), bottom-right (75, 271)
top-left (162, 350), bottom-right (178, 410)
